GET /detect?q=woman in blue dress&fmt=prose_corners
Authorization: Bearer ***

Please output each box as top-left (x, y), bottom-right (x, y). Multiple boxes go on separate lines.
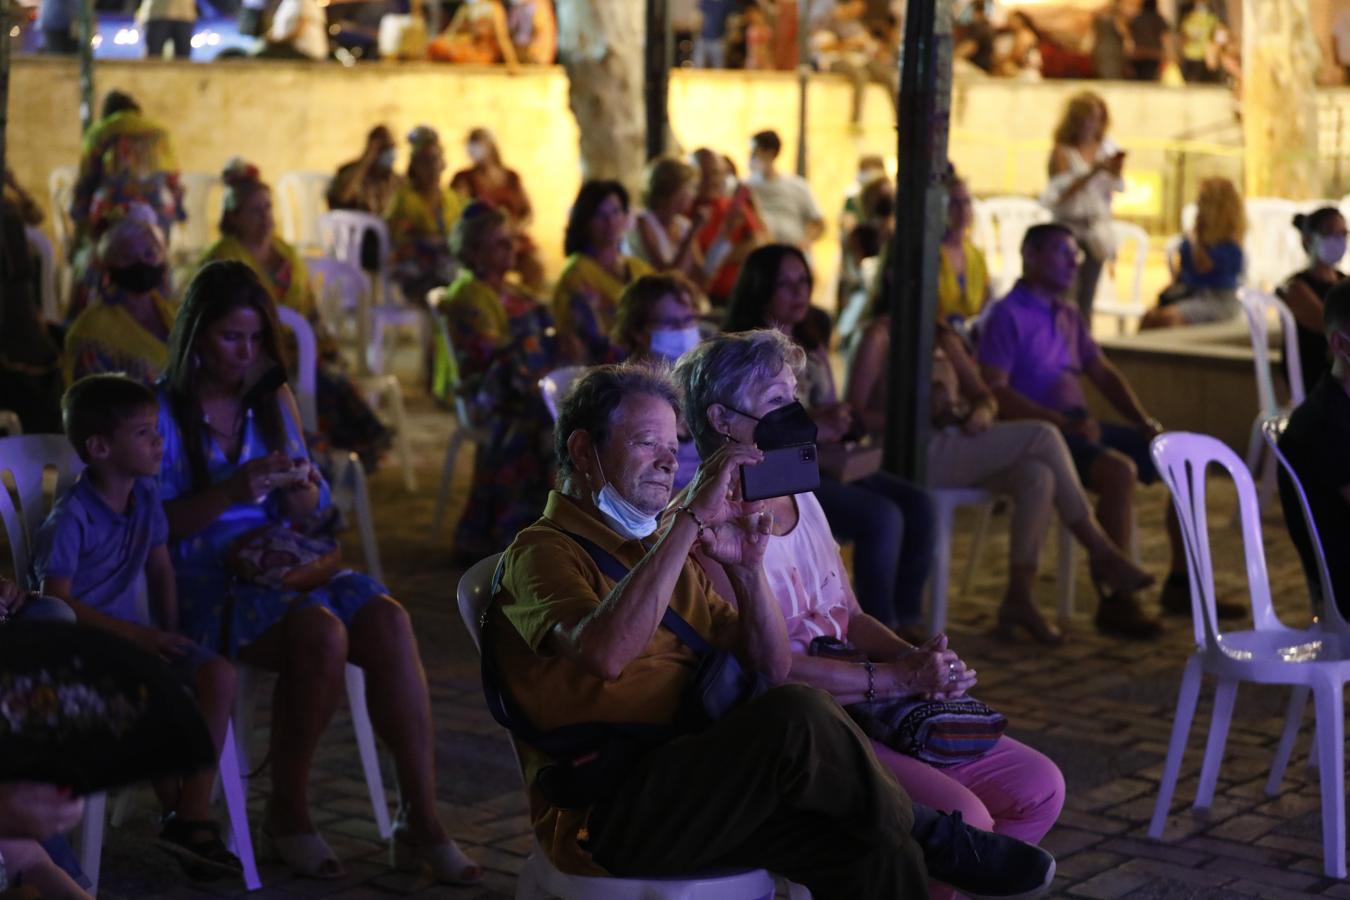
top-left (156, 261), bottom-right (481, 885)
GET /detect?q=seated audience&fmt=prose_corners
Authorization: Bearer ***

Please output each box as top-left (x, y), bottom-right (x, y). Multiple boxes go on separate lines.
top-left (678, 330), bottom-right (1065, 894)
top-left (0, 782), bottom-right (93, 899)
top-left (0, 196), bottom-right (62, 433)
top-left (155, 262), bottom-right (479, 883)
top-left (746, 130), bottom-right (825, 254)
top-left (724, 244), bottom-right (935, 633)
top-left (1143, 177), bottom-right (1245, 328)
top-left (849, 297), bottom-right (1154, 645)
top-left (328, 125), bottom-right (401, 217)
top-left (628, 156), bottom-right (708, 284)
top-left (690, 148), bottom-right (765, 307)
top-left (486, 361), bottom-right (1057, 898)
top-left (937, 174), bottom-right (991, 321)
top-left (34, 375), bottom-right (241, 882)
top-left (977, 224), bottom-right (1242, 638)
top-left (201, 159), bottom-right (392, 470)
top-left (552, 180), bottom-right (653, 364)
top-left (1278, 281), bottom-right (1350, 618)
top-left (1278, 207), bottom-right (1347, 393)
top-left (386, 126), bottom-right (466, 305)
top-left (64, 214), bottom-right (175, 388)
top-left (440, 203), bottom-right (559, 557)
top-left (612, 272), bottom-right (704, 488)
top-left (449, 128), bottom-right (545, 288)
top-left (431, 0), bottom-right (519, 64)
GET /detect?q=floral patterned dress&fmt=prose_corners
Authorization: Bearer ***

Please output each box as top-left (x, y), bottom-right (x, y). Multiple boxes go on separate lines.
top-left (442, 270), bottom-right (559, 555)
top-left (63, 288), bottom-right (176, 388)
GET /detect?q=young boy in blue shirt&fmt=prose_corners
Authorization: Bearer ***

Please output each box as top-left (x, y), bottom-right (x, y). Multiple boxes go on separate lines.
top-left (33, 374), bottom-right (242, 880)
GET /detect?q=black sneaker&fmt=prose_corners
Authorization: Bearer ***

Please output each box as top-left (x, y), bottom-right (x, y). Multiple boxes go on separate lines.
top-left (157, 815), bottom-right (243, 881)
top-left (1160, 573), bottom-right (1245, 619)
top-left (915, 809), bottom-right (1055, 899)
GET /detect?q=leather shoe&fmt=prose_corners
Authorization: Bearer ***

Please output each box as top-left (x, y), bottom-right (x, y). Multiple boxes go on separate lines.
top-left (1159, 573), bottom-right (1245, 619)
top-left (1095, 594), bottom-right (1163, 640)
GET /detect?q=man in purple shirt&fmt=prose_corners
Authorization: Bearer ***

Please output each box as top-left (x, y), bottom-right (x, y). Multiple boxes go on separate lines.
top-left (977, 224), bottom-right (1238, 638)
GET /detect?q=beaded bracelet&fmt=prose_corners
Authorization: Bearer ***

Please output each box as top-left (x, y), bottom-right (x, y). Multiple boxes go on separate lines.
top-left (677, 504), bottom-right (706, 539)
top-left (863, 660), bottom-right (877, 702)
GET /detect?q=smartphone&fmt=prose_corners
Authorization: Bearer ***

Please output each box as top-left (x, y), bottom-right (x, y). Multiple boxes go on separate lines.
top-left (740, 444), bottom-right (820, 502)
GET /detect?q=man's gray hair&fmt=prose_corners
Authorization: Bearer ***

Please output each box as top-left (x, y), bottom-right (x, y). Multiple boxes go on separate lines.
top-left (554, 362), bottom-right (682, 481)
top-left (674, 329), bottom-right (806, 459)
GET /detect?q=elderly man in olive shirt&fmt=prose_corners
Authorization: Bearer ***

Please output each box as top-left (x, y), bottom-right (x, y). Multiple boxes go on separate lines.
top-left (484, 363), bottom-right (1056, 900)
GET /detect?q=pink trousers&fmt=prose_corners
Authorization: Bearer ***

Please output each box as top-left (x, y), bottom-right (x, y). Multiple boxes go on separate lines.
top-left (872, 736), bottom-right (1066, 899)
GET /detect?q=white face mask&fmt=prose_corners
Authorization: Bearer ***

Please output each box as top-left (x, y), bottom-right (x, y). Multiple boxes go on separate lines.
top-left (591, 448), bottom-right (658, 540)
top-left (376, 149), bottom-right (396, 170)
top-left (1314, 235), bottom-right (1347, 268)
top-left (648, 326), bottom-right (701, 362)
top-left (467, 142), bottom-right (488, 164)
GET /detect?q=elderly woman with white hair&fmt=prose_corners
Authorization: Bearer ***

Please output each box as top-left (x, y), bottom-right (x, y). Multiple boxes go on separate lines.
top-left (63, 210), bottom-right (175, 388)
top-left (440, 200), bottom-right (560, 557)
top-left (674, 330), bottom-right (1066, 899)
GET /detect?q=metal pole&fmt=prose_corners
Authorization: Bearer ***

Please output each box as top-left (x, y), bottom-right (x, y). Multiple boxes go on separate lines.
top-left (883, 0), bottom-right (954, 482)
top-left (0, 0), bottom-right (11, 182)
top-left (644, 0), bottom-right (670, 160)
top-left (794, 0), bottom-right (808, 177)
top-left (77, 0), bottom-right (94, 133)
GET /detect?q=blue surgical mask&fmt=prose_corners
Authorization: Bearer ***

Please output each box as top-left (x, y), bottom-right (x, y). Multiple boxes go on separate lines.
top-left (1314, 235), bottom-right (1347, 268)
top-left (592, 449), bottom-right (658, 540)
top-left (648, 326), bottom-right (701, 362)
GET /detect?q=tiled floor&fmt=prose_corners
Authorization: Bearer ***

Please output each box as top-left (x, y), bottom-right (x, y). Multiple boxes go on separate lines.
top-left (89, 388), bottom-right (1350, 899)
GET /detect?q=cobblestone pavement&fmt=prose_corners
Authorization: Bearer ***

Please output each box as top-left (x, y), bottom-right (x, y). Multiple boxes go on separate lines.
top-left (88, 390), bottom-right (1348, 899)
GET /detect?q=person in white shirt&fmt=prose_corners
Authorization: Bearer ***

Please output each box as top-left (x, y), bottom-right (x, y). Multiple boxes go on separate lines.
top-left (745, 130), bottom-right (825, 254)
top-left (1336, 10), bottom-right (1350, 84)
top-left (261, 0), bottom-right (329, 60)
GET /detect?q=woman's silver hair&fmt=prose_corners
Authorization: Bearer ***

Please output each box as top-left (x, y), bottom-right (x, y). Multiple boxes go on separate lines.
top-left (673, 329), bottom-right (806, 459)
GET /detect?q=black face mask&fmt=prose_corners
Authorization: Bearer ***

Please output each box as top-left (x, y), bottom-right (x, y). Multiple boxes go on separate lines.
top-left (107, 262), bottom-right (166, 294)
top-left (727, 401), bottom-right (818, 450)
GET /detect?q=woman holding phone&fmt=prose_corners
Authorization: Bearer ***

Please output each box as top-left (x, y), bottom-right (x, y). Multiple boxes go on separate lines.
top-left (1043, 92), bottom-right (1125, 320)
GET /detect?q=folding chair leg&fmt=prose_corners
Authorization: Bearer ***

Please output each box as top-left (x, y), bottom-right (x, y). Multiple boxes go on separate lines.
top-left (346, 665), bottom-right (393, 839)
top-left (958, 503), bottom-right (994, 598)
top-left (1312, 677), bottom-right (1346, 878)
top-left (77, 791), bottom-right (108, 893)
top-left (1149, 655), bottom-right (1202, 839)
top-left (219, 721), bottom-right (263, 890)
top-left (345, 456), bottom-right (384, 584)
top-left (1056, 522), bottom-right (1076, 623)
top-left (926, 503), bottom-right (956, 636)
top-left (1267, 685), bottom-right (1310, 797)
top-left (1195, 678), bottom-right (1237, 810)
top-left (381, 377), bottom-right (416, 493)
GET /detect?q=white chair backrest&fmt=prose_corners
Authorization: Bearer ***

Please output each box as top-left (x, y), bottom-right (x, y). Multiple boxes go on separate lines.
top-left (277, 306), bottom-right (319, 433)
top-left (24, 226), bottom-right (60, 323)
top-left (1341, 194), bottom-right (1350, 228)
top-left (177, 172), bottom-right (224, 258)
top-left (980, 196), bottom-right (1052, 291)
top-left (456, 553), bottom-right (504, 654)
top-left (276, 171), bottom-right (332, 249)
top-left (969, 198), bottom-right (996, 263)
top-left (539, 366), bottom-right (587, 422)
top-left (1238, 288), bottom-right (1304, 418)
top-left (1151, 431), bottom-right (1282, 651)
top-left (0, 435), bottom-right (84, 587)
top-left (1260, 414), bottom-right (1343, 633)
top-left (319, 211), bottom-right (391, 273)
top-left (1181, 202), bottom-right (1197, 235)
top-left (1094, 220), bottom-right (1148, 319)
top-left (304, 255), bottom-right (370, 323)
top-left (48, 166), bottom-right (77, 256)
top-left (1243, 198), bottom-right (1301, 291)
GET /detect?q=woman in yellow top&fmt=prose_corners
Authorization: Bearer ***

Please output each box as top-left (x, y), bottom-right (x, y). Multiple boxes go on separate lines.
top-left (201, 159), bottom-right (392, 469)
top-left (439, 202), bottom-right (559, 557)
top-left (64, 213), bottom-right (176, 389)
top-left (552, 179), bottom-right (653, 364)
top-left (936, 175), bottom-right (991, 322)
top-left (385, 126), bottom-right (466, 305)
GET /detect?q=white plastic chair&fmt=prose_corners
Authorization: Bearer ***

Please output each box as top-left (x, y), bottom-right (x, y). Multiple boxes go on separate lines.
top-left (454, 555), bottom-right (809, 900)
top-left (48, 165), bottom-right (77, 256)
top-left (275, 171), bottom-right (332, 252)
top-left (539, 366), bottom-right (587, 422)
top-left (429, 289), bottom-right (491, 541)
top-left (1146, 431), bottom-right (1350, 879)
top-left (304, 255), bottom-right (371, 343)
top-left (927, 488), bottom-right (995, 635)
top-left (1236, 289), bottom-right (1304, 511)
top-left (176, 172), bottom-right (225, 263)
top-left (23, 226), bottom-right (60, 323)
top-left (239, 307), bottom-right (395, 842)
top-left (1092, 221), bottom-right (1149, 335)
top-left (1242, 198), bottom-right (1300, 291)
top-left (319, 210), bottom-right (423, 377)
top-left (978, 196), bottom-right (1052, 297)
top-left (301, 256), bottom-right (416, 492)
top-left (0, 435), bottom-right (261, 893)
